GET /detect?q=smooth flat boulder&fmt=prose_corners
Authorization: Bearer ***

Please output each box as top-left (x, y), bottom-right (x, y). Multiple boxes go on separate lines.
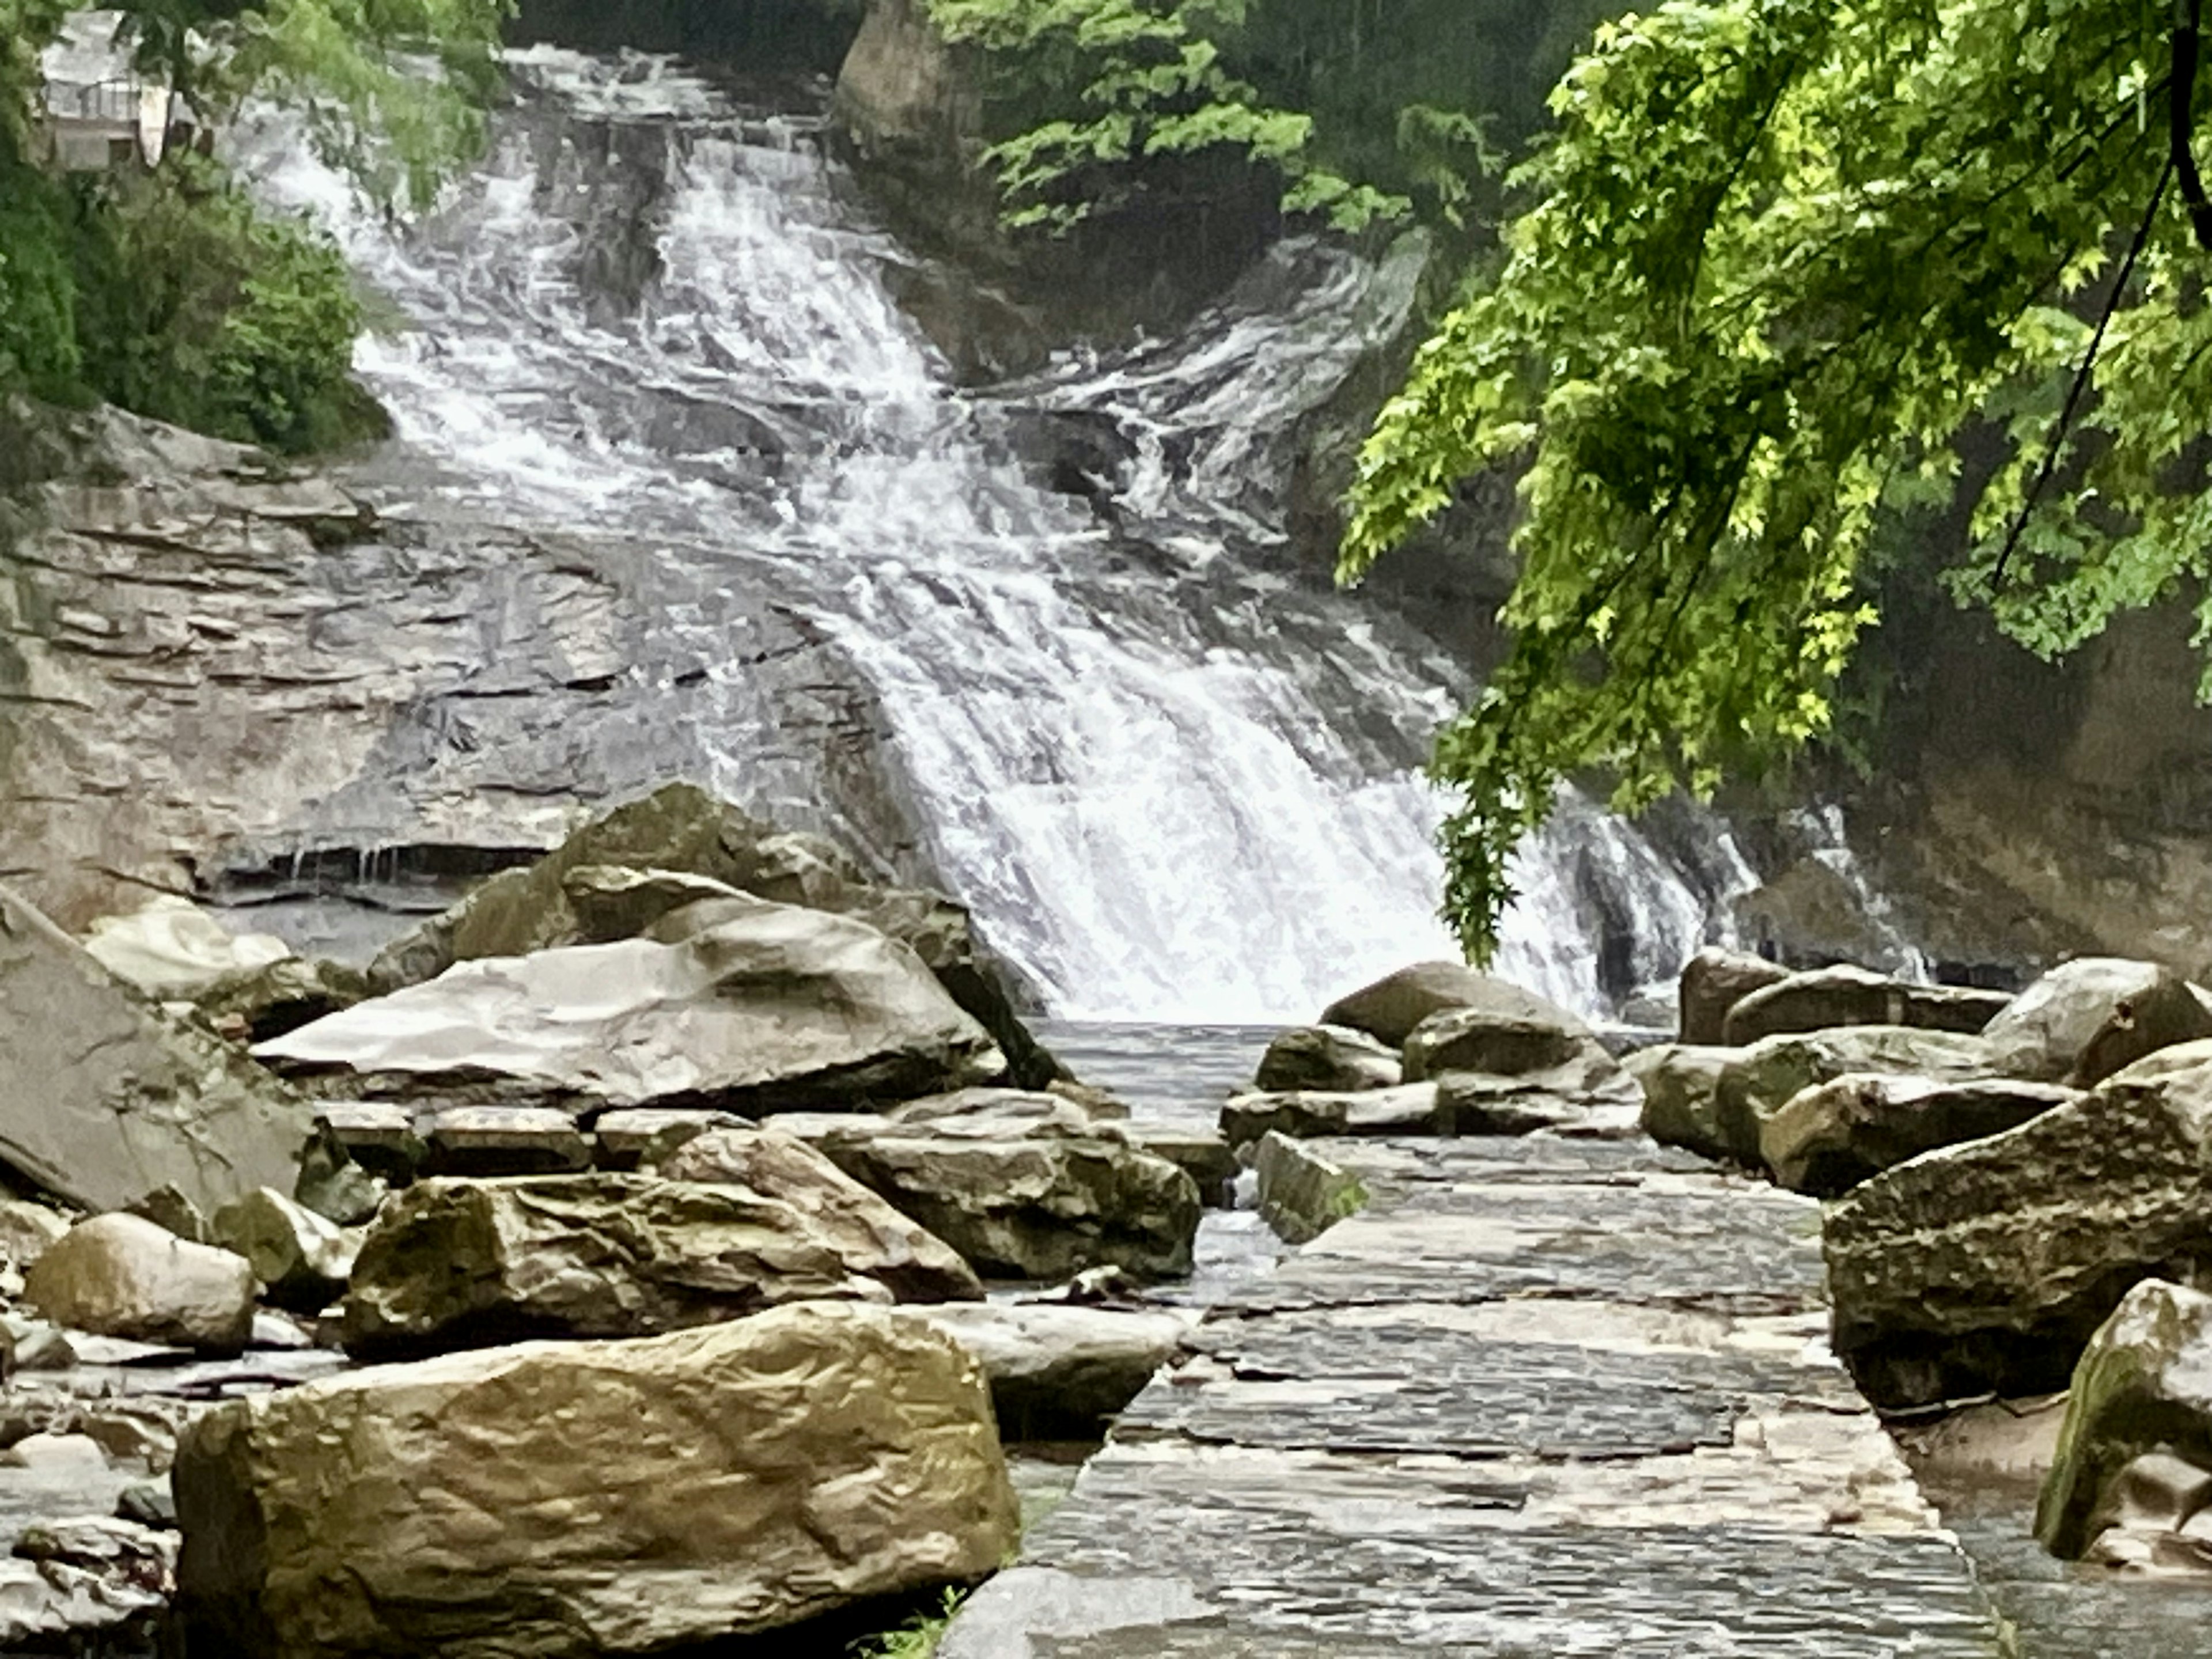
top-left (1760, 1073), bottom-right (2080, 1196)
top-left (592, 1105), bottom-right (747, 1169)
top-left (1980, 957), bottom-right (2212, 1085)
top-left (1319, 961), bottom-right (1503, 1048)
top-left (343, 1168), bottom-right (980, 1359)
top-left (1628, 1044), bottom-right (1736, 1161)
top-left (209, 1188), bottom-right (357, 1312)
top-left (2036, 1279), bottom-right (2212, 1567)
top-left (1713, 1025), bottom-right (1999, 1165)
top-left (259, 900), bottom-right (1007, 1113)
top-left (1721, 965), bottom-right (2010, 1047)
top-left (1399, 984), bottom-right (1595, 1081)
top-left (0, 884), bottom-right (319, 1215)
top-left (1679, 946), bottom-right (1790, 1045)
top-left (916, 1301), bottom-right (1192, 1437)
top-left (175, 1303), bottom-right (1020, 1657)
top-left (762, 1111), bottom-right (1201, 1282)
top-left (363, 783), bottom-right (1064, 1090)
top-left (1252, 1025), bottom-right (1400, 1093)
top-left (1825, 1061), bottom-right (2212, 1408)
top-left (23, 1214), bottom-right (255, 1355)
top-left (82, 895), bottom-right (291, 1002)
top-left (1219, 1084), bottom-right (1444, 1148)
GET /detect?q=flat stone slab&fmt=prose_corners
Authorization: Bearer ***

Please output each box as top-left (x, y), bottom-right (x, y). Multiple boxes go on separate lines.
top-left (943, 1135), bottom-right (2002, 1657)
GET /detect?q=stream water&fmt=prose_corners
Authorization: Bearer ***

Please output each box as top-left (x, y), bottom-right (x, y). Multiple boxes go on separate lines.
top-left (234, 48), bottom-right (1759, 1025)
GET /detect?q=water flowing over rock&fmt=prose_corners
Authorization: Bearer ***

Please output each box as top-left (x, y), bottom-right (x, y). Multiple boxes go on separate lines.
top-left (257, 900), bottom-right (1006, 1112)
top-left (2037, 1278), bottom-right (2212, 1567)
top-left (1825, 1058), bottom-right (2212, 1407)
top-left (342, 1171), bottom-right (981, 1359)
top-left (0, 884), bottom-right (318, 1216)
top-left (174, 1304), bottom-right (1020, 1656)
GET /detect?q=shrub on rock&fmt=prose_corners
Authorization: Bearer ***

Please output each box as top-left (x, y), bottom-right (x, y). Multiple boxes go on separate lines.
top-left (175, 1304), bottom-right (1021, 1657)
top-left (24, 1214), bottom-right (255, 1354)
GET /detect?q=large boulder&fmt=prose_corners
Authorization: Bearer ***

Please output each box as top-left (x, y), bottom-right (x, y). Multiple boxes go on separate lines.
top-left (1399, 987), bottom-right (1644, 1137)
top-left (363, 783), bottom-right (1063, 1090)
top-left (1678, 946), bottom-right (1790, 1046)
top-left (1713, 1026), bottom-right (1999, 1165)
top-left (1219, 1083), bottom-right (1444, 1148)
top-left (209, 1187), bottom-right (358, 1312)
top-left (1825, 1059), bottom-right (2212, 1408)
top-left (1980, 958), bottom-right (2212, 1085)
top-left (23, 1214), bottom-right (255, 1354)
top-left (0, 884), bottom-right (318, 1215)
top-left (343, 1168), bottom-right (981, 1359)
top-left (258, 900), bottom-right (1007, 1113)
top-left (1720, 965), bottom-right (2011, 1046)
top-left (915, 1301), bottom-right (1191, 1438)
top-left (1627, 1044), bottom-right (1736, 1161)
top-left (1319, 961), bottom-right (1501, 1048)
top-left (760, 1109), bottom-right (1202, 1282)
top-left (2036, 1278), bottom-right (2212, 1566)
top-left (82, 895), bottom-right (291, 1001)
top-left (1759, 1074), bottom-right (2080, 1196)
top-left (1252, 1025), bottom-right (1400, 1093)
top-left (175, 1303), bottom-right (1021, 1656)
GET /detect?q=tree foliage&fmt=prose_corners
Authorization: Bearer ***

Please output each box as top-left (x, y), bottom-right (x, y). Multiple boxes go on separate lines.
top-left (1341, 0), bottom-right (2205, 961)
top-left (0, 0), bottom-right (505, 449)
top-left (922, 0), bottom-right (1616, 238)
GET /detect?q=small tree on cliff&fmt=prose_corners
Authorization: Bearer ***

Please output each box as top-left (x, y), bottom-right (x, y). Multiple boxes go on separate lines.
top-left (1343, 0), bottom-right (2212, 960)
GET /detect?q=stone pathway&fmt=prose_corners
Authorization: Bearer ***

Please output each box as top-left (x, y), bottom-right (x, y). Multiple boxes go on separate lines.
top-left (941, 1134), bottom-right (2003, 1657)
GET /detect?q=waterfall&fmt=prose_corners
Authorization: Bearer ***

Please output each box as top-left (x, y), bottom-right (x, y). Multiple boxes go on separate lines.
top-left (234, 47), bottom-right (1749, 1024)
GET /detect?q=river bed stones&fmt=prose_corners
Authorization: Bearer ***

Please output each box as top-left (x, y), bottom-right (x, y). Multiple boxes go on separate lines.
top-left (175, 1302), bottom-right (1021, 1657)
top-left (1251, 1025), bottom-right (1400, 1093)
top-left (1981, 958), bottom-right (2212, 1086)
top-left (23, 1215), bottom-right (256, 1355)
top-left (1721, 965), bottom-right (2012, 1046)
top-left (0, 884), bottom-right (319, 1217)
top-left (1759, 1074), bottom-right (2081, 1197)
top-left (1825, 1059), bottom-right (2212, 1408)
top-left (2036, 1279), bottom-right (2212, 1569)
top-left (342, 1169), bottom-right (982, 1359)
top-left (257, 899), bottom-right (1007, 1113)
top-left (764, 1110), bottom-right (1201, 1282)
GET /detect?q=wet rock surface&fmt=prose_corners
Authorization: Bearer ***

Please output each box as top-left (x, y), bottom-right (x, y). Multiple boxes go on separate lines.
top-left (941, 1134), bottom-right (2001, 1657)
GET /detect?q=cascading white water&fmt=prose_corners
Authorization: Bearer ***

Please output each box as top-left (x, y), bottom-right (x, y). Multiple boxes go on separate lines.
top-left (236, 47), bottom-right (1749, 1022)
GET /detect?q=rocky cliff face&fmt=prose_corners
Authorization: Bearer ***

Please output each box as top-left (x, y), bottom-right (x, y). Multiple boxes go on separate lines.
top-left (0, 407), bottom-right (926, 952)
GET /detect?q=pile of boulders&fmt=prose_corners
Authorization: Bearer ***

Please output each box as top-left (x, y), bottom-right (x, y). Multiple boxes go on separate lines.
top-left (0, 783), bottom-right (1215, 1656)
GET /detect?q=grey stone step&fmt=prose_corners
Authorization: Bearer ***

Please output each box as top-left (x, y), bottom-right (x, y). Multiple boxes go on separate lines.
top-left (941, 1135), bottom-right (2003, 1658)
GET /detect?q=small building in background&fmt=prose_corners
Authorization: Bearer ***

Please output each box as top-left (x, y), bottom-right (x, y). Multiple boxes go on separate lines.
top-left (37, 10), bottom-right (207, 173)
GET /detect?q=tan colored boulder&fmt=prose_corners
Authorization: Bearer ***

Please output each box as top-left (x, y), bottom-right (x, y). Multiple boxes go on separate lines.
top-left (1252, 1025), bottom-right (1400, 1093)
top-left (209, 1188), bottom-right (357, 1312)
top-left (0, 884), bottom-right (319, 1216)
top-left (1628, 1044), bottom-right (1736, 1161)
top-left (1678, 946), bottom-right (1790, 1046)
top-left (1319, 960), bottom-right (1501, 1048)
top-left (1759, 1073), bottom-right (2079, 1196)
top-left (763, 1110), bottom-right (1201, 1282)
top-left (24, 1214), bottom-right (255, 1354)
top-left (175, 1303), bottom-right (1020, 1656)
top-left (1713, 1026), bottom-right (1998, 1164)
top-left (1720, 964), bottom-right (2011, 1046)
top-left (1980, 958), bottom-right (2212, 1085)
top-left (343, 1169), bottom-right (981, 1359)
top-left (259, 900), bottom-right (1006, 1112)
top-left (1827, 1061), bottom-right (2212, 1409)
top-left (1399, 987), bottom-right (1643, 1137)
